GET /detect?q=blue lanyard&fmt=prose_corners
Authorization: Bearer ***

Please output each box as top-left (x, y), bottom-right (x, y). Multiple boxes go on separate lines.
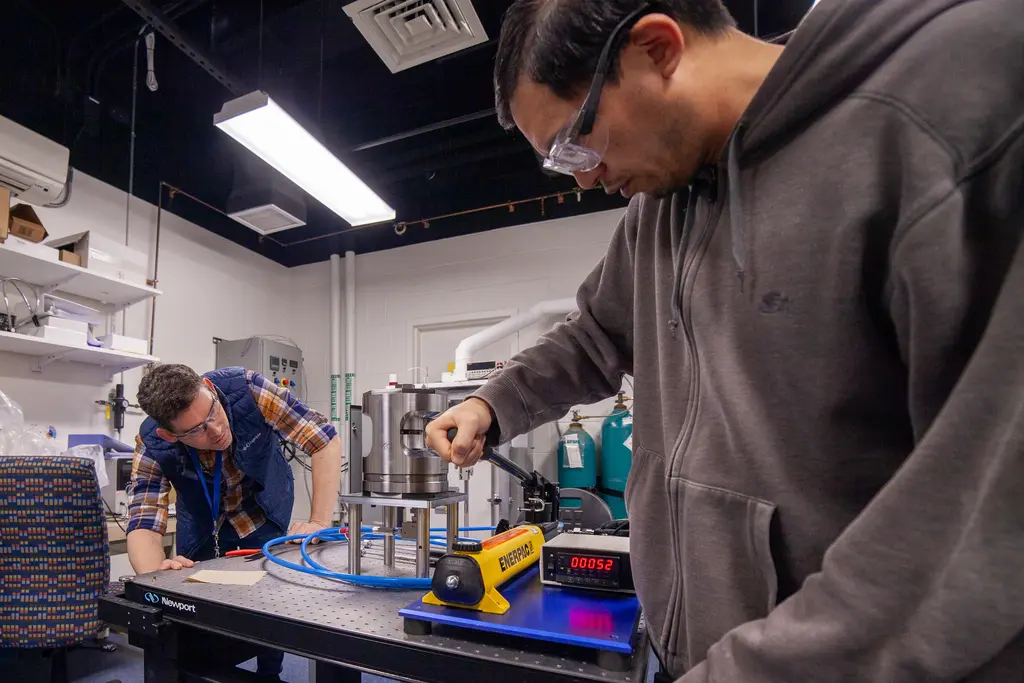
top-left (188, 448), bottom-right (222, 529)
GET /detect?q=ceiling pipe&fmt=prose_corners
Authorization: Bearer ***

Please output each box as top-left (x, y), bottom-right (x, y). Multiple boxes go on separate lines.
top-left (351, 109), bottom-right (496, 152)
top-left (361, 127), bottom-right (515, 172)
top-left (451, 298), bottom-right (578, 382)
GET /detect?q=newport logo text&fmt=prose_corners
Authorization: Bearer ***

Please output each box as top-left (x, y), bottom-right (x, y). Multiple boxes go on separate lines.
top-left (144, 593), bottom-right (197, 613)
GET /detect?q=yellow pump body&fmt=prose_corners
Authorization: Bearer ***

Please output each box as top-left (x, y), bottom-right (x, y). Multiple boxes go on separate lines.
top-left (422, 525), bottom-right (544, 615)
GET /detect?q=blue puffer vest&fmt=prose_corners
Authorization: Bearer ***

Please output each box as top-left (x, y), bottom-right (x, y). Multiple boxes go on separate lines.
top-left (140, 367), bottom-right (294, 557)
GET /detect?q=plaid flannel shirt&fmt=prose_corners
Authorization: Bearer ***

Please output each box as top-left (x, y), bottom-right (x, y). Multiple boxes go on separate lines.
top-left (127, 370), bottom-right (336, 538)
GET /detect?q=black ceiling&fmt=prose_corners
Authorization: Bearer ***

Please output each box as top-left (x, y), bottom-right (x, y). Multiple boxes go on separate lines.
top-left (2, 0), bottom-right (812, 267)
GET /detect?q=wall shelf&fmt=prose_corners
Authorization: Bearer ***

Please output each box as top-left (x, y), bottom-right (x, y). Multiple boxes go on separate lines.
top-left (0, 243), bottom-right (161, 308)
top-left (0, 241), bottom-right (161, 374)
top-left (0, 330), bottom-right (157, 373)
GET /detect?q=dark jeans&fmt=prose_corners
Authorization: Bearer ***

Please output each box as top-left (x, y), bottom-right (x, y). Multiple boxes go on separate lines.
top-left (190, 520), bottom-right (287, 677)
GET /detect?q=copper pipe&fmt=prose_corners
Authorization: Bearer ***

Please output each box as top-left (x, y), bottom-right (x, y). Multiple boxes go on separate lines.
top-left (152, 181), bottom-right (597, 250)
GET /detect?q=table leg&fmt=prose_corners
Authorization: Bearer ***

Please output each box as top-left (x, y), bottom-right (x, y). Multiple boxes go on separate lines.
top-left (313, 660), bottom-right (363, 683)
top-left (414, 507), bottom-right (430, 578)
top-left (131, 633), bottom-right (180, 683)
top-left (348, 504), bottom-right (362, 575)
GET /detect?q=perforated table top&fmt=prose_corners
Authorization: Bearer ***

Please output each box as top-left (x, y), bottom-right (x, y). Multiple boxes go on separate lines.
top-left (126, 539), bottom-right (649, 683)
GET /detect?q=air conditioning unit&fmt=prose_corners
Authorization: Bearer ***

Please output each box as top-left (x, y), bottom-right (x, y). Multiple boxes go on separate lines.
top-left (0, 114), bottom-right (70, 206)
top-left (344, 0), bottom-right (488, 73)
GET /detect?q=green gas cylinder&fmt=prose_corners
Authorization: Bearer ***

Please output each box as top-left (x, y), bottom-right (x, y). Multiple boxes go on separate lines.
top-left (599, 394), bottom-right (633, 519)
top-left (558, 411), bottom-right (598, 491)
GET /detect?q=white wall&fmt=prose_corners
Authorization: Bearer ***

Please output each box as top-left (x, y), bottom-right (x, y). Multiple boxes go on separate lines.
top-left (288, 207), bottom-right (629, 524)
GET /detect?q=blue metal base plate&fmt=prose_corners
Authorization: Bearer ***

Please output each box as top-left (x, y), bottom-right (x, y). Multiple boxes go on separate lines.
top-left (399, 567), bottom-right (642, 655)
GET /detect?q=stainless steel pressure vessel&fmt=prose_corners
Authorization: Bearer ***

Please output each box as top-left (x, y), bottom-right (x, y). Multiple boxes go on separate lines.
top-left (361, 386), bottom-right (449, 495)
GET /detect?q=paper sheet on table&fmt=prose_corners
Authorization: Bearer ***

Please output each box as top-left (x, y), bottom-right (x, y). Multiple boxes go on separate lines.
top-left (186, 569), bottom-right (267, 586)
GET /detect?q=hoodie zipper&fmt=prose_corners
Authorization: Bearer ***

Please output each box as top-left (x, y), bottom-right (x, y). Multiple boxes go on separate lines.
top-left (662, 174), bottom-right (723, 662)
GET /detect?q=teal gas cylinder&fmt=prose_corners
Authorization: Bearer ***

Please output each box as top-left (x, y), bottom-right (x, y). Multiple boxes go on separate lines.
top-left (558, 411), bottom-right (598, 491)
top-left (599, 394), bottom-right (633, 519)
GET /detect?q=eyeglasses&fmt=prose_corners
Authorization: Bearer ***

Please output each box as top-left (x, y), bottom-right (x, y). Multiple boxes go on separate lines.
top-left (169, 389), bottom-right (220, 440)
top-left (543, 3), bottom-right (652, 176)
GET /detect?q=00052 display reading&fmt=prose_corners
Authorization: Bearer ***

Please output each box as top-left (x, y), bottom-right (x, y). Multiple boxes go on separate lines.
top-left (558, 553), bottom-right (619, 575)
top-left (569, 555), bottom-right (615, 572)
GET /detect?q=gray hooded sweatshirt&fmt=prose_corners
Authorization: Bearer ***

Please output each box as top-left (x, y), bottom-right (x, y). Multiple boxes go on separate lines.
top-left (473, 0), bottom-right (1024, 680)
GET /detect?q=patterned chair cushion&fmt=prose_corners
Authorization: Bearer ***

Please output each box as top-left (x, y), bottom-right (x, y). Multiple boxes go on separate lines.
top-left (0, 456), bottom-right (109, 649)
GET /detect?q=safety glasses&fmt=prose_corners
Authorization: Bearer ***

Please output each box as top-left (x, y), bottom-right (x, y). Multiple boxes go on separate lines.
top-left (543, 3), bottom-right (652, 176)
top-left (169, 388), bottom-right (221, 440)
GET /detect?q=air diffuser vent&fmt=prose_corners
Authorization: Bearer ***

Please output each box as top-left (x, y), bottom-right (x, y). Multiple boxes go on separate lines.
top-left (344, 0), bottom-right (488, 73)
top-left (228, 204), bottom-right (305, 235)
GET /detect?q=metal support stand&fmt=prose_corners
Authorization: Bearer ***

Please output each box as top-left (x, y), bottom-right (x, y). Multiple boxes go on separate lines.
top-left (383, 507), bottom-right (396, 568)
top-left (413, 508), bottom-right (430, 578)
top-left (339, 491), bottom-right (466, 578)
top-left (445, 503), bottom-right (459, 554)
top-left (347, 505), bottom-right (362, 575)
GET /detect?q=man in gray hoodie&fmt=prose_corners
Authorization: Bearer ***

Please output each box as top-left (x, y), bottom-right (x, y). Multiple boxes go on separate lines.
top-left (425, 0), bottom-right (1024, 680)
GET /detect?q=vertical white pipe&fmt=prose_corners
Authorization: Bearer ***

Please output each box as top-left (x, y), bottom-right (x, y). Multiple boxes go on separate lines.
top-left (330, 254), bottom-right (342, 426)
top-left (344, 250), bottom-right (357, 474)
top-left (330, 254), bottom-right (343, 516)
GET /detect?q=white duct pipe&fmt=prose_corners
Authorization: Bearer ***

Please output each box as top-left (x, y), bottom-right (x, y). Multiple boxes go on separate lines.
top-left (452, 297), bottom-right (577, 381)
top-left (344, 250), bottom-right (356, 447)
top-left (330, 254), bottom-right (343, 512)
top-left (329, 254), bottom-right (342, 426)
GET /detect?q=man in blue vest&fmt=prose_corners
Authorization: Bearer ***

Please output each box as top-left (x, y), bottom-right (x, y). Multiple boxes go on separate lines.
top-left (126, 363), bottom-right (342, 678)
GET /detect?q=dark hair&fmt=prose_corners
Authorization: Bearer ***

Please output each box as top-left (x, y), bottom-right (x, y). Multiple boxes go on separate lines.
top-left (494, 0), bottom-right (736, 130)
top-left (137, 364), bottom-right (205, 430)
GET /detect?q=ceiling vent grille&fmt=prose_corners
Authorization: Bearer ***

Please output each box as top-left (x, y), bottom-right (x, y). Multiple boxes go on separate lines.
top-left (344, 0), bottom-right (488, 73)
top-left (228, 204), bottom-right (306, 235)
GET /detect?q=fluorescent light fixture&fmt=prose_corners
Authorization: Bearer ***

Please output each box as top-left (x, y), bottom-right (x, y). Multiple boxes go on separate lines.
top-left (214, 91), bottom-right (395, 227)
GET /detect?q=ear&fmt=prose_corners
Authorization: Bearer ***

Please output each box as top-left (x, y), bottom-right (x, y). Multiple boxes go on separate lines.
top-left (155, 427), bottom-right (179, 443)
top-left (203, 378), bottom-right (215, 392)
top-left (629, 14), bottom-right (685, 80)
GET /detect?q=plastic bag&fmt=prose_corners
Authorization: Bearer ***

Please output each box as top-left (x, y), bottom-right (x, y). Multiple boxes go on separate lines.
top-left (63, 444), bottom-right (109, 488)
top-left (0, 386), bottom-right (24, 427)
top-left (0, 386), bottom-right (28, 456)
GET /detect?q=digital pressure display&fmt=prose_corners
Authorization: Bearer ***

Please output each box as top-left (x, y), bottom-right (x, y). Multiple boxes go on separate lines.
top-left (555, 553), bottom-right (620, 588)
top-left (541, 533), bottom-right (633, 593)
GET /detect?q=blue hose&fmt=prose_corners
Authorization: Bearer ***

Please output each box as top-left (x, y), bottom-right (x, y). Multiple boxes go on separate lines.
top-left (260, 524), bottom-right (495, 589)
top-left (262, 529), bottom-right (431, 589)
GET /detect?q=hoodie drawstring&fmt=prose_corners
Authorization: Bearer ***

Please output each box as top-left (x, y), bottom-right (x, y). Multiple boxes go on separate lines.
top-left (727, 124), bottom-right (747, 290)
top-left (668, 168), bottom-right (716, 338)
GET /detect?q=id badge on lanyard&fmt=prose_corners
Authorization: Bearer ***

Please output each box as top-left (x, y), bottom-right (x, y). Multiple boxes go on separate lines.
top-left (189, 448), bottom-right (223, 558)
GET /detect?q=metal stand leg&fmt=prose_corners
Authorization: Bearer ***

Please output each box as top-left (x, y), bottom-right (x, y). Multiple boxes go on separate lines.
top-left (445, 503), bottom-right (459, 553)
top-left (313, 660), bottom-right (363, 682)
top-left (383, 506), bottom-right (396, 568)
top-left (348, 504), bottom-right (362, 575)
top-left (413, 507), bottom-right (430, 578)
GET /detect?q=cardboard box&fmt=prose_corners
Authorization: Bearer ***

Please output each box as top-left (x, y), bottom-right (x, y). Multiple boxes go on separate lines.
top-left (57, 248), bottom-right (82, 266)
top-left (45, 231), bottom-right (148, 284)
top-left (9, 204), bottom-right (48, 243)
top-left (0, 188), bottom-right (10, 244)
